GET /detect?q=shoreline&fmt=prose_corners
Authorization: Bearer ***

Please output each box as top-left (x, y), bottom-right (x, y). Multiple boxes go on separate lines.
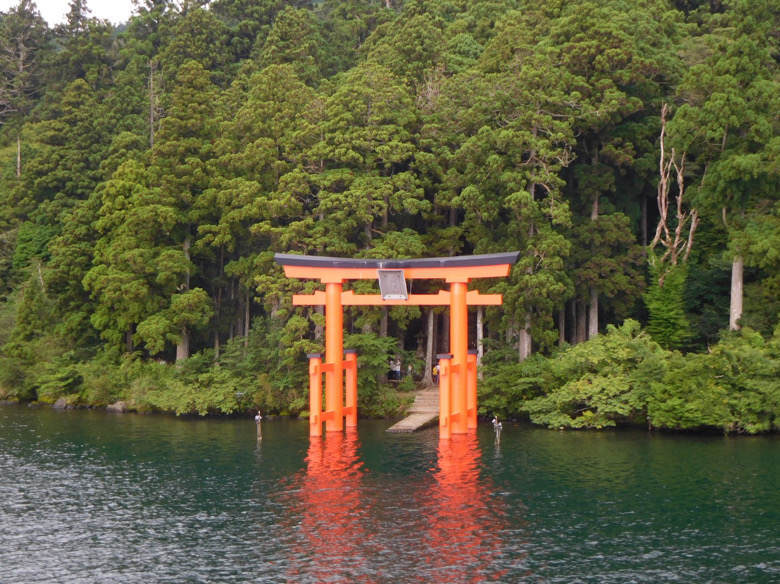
top-left (2, 399), bottom-right (776, 437)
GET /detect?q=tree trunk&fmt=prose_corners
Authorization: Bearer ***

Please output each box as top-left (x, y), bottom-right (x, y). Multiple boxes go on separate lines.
top-left (448, 207), bottom-right (457, 255)
top-left (236, 294), bottom-right (243, 343)
top-left (576, 300), bottom-right (587, 344)
top-left (183, 233), bottom-right (191, 289)
top-left (149, 59), bottom-right (156, 148)
top-left (588, 287), bottom-right (598, 339)
top-left (244, 288), bottom-right (250, 350)
top-left (16, 134), bottom-right (21, 177)
top-left (380, 307), bottom-right (388, 337)
top-left (588, 182), bottom-right (599, 339)
top-left (361, 313), bottom-right (373, 334)
top-left (176, 325), bottom-right (189, 362)
top-left (125, 329), bottom-right (133, 354)
top-left (213, 286), bottom-right (222, 360)
top-left (558, 307), bottom-right (566, 346)
top-left (424, 309), bottom-right (434, 385)
top-left (729, 255), bottom-right (744, 331)
top-left (591, 192), bottom-right (599, 221)
top-left (518, 314), bottom-right (532, 362)
top-left (228, 279), bottom-right (235, 340)
top-left (568, 299), bottom-right (576, 345)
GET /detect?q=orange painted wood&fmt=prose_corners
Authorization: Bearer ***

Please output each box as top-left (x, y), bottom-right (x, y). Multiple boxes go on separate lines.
top-left (292, 290), bottom-right (503, 306)
top-left (438, 356), bottom-right (452, 440)
top-left (325, 282), bottom-right (343, 432)
top-left (308, 355), bottom-right (322, 438)
top-left (282, 264), bottom-right (512, 283)
top-left (467, 352), bottom-right (478, 431)
top-left (450, 282), bottom-right (468, 434)
top-left (344, 351), bottom-right (357, 428)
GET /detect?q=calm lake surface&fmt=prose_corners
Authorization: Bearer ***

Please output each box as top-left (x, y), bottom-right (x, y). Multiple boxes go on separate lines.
top-left (0, 404), bottom-right (777, 583)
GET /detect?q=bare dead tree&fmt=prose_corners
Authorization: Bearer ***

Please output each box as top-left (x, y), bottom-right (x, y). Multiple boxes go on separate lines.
top-left (649, 104), bottom-right (699, 286)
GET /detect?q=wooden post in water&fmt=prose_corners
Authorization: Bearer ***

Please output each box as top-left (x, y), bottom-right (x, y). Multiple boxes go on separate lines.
top-left (467, 350), bottom-right (478, 431)
top-left (308, 353), bottom-right (323, 437)
top-left (344, 350), bottom-right (358, 429)
top-left (449, 281), bottom-right (468, 434)
top-left (255, 411), bottom-right (263, 441)
top-left (325, 282), bottom-right (344, 433)
top-left (438, 354), bottom-right (452, 440)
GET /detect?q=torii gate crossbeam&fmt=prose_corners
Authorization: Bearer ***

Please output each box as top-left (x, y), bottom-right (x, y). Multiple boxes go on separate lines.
top-left (274, 252), bottom-right (519, 439)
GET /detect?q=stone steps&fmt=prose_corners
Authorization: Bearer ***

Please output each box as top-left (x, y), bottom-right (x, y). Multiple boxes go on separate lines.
top-left (386, 389), bottom-right (439, 433)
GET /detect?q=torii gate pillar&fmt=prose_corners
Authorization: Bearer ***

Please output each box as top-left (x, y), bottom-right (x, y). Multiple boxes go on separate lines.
top-left (275, 252), bottom-right (519, 439)
top-left (325, 282), bottom-right (343, 432)
top-left (449, 281), bottom-right (468, 434)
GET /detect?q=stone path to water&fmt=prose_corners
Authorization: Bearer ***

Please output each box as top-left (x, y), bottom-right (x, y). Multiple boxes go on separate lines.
top-left (386, 389), bottom-right (438, 433)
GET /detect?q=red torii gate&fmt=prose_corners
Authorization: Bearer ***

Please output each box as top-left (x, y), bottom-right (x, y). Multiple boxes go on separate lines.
top-left (274, 252), bottom-right (519, 439)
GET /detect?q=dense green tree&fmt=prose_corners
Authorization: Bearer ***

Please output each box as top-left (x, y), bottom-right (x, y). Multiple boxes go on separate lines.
top-left (83, 158), bottom-right (170, 353)
top-left (670, 0), bottom-right (779, 333)
top-left (305, 61), bottom-right (426, 254)
top-left (12, 78), bottom-right (111, 223)
top-left (257, 6), bottom-right (324, 84)
top-left (49, 0), bottom-right (117, 89)
top-left (85, 61), bottom-right (217, 360)
top-left (157, 5), bottom-right (234, 85)
top-left (203, 63), bottom-right (320, 348)
top-left (126, 1), bottom-right (174, 49)
top-left (0, 0), bottom-right (50, 178)
top-left (363, 7), bottom-right (444, 85)
top-left (546, 0), bottom-right (682, 339)
top-left (46, 133), bottom-right (147, 348)
top-left (317, 0), bottom-right (392, 75)
top-left (644, 259), bottom-right (692, 350)
top-left (424, 11), bottom-right (579, 359)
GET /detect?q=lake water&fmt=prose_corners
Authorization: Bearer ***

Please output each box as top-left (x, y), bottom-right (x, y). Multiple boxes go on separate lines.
top-left (0, 404), bottom-right (777, 583)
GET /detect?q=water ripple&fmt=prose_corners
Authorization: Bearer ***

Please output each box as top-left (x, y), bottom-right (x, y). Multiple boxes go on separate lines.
top-left (1, 406), bottom-right (778, 583)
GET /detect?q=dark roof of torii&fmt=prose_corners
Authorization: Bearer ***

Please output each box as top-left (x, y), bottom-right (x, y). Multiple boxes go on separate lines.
top-left (274, 252), bottom-right (520, 269)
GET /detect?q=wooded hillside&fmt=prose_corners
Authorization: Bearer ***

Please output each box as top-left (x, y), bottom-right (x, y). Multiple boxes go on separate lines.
top-left (0, 0), bottom-right (777, 431)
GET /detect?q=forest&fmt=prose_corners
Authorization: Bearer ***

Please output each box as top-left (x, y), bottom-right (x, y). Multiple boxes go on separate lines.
top-left (0, 0), bottom-right (777, 433)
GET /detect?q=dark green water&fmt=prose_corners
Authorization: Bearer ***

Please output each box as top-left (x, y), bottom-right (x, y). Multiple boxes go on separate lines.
top-left (0, 405), bottom-right (777, 583)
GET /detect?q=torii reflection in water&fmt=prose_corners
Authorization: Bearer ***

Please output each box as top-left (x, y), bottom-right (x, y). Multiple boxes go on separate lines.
top-left (281, 429), bottom-right (523, 582)
top-left (285, 430), bottom-right (370, 582)
top-left (423, 433), bottom-right (517, 583)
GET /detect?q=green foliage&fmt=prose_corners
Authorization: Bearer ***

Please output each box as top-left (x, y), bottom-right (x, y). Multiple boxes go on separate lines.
top-left (479, 354), bottom-right (546, 419)
top-left (258, 6), bottom-right (325, 84)
top-left (344, 332), bottom-right (402, 416)
top-left (11, 271), bottom-right (54, 342)
top-left (483, 320), bottom-right (778, 433)
top-left (648, 328), bottom-right (780, 434)
top-left (523, 320), bottom-right (666, 429)
top-left (139, 365), bottom-right (248, 416)
top-left (645, 258), bottom-right (693, 350)
top-left (11, 222), bottom-right (56, 271)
